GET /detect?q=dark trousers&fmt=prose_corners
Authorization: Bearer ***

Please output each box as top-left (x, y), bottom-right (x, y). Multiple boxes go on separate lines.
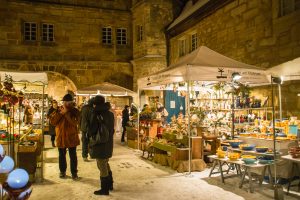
top-left (81, 132), bottom-right (89, 158)
top-left (58, 147), bottom-right (78, 175)
top-left (51, 135), bottom-right (55, 142)
top-left (121, 126), bottom-right (126, 142)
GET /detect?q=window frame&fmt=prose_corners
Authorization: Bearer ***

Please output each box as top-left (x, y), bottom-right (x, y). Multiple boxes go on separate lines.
top-left (280, 0), bottom-right (300, 16)
top-left (178, 38), bottom-right (187, 57)
top-left (42, 23), bottom-right (55, 42)
top-left (190, 33), bottom-right (198, 52)
top-left (116, 27), bottom-right (127, 45)
top-left (136, 25), bottom-right (143, 42)
top-left (102, 26), bottom-right (113, 45)
top-left (24, 22), bottom-right (37, 42)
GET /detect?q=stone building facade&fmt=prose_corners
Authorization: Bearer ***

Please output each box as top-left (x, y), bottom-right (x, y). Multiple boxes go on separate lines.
top-left (1, 0), bottom-right (300, 94)
top-left (167, 0), bottom-right (300, 68)
top-left (0, 0), bottom-right (133, 90)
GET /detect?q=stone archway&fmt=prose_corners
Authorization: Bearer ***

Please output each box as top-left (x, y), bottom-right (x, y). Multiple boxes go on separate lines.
top-left (46, 72), bottom-right (77, 100)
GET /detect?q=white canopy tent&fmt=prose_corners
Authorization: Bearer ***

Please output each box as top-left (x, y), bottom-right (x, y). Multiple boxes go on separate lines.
top-left (77, 82), bottom-right (136, 97)
top-left (137, 46), bottom-right (270, 174)
top-left (138, 46), bottom-right (269, 89)
top-left (0, 71), bottom-right (48, 85)
top-left (266, 57), bottom-right (300, 81)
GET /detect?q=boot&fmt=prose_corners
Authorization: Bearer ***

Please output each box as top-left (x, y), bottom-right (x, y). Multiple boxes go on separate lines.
top-left (108, 171), bottom-right (114, 191)
top-left (52, 140), bottom-right (56, 147)
top-left (94, 176), bottom-right (109, 195)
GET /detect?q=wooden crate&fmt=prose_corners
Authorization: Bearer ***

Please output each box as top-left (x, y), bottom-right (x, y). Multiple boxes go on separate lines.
top-left (192, 137), bottom-right (202, 159)
top-left (172, 148), bottom-right (189, 161)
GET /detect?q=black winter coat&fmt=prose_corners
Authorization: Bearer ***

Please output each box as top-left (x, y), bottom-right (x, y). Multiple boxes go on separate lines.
top-left (47, 107), bottom-right (57, 136)
top-left (122, 109), bottom-right (129, 127)
top-left (88, 103), bottom-right (114, 159)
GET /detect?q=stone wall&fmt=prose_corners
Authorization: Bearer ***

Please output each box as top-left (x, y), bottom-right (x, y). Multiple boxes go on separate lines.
top-left (132, 0), bottom-right (179, 90)
top-left (0, 0), bottom-right (133, 89)
top-left (169, 0), bottom-right (300, 68)
top-left (252, 80), bottom-right (300, 119)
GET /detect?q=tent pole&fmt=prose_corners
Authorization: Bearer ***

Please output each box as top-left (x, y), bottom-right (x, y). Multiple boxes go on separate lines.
top-left (41, 84), bottom-right (45, 182)
top-left (137, 88), bottom-right (140, 151)
top-left (278, 85), bottom-right (282, 121)
top-left (187, 81), bottom-right (191, 174)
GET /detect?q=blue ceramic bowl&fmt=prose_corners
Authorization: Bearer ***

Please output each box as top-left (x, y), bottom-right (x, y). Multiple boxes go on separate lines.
top-left (228, 140), bottom-right (242, 148)
top-left (256, 147), bottom-right (269, 153)
top-left (241, 144), bottom-right (256, 151)
top-left (243, 158), bottom-right (256, 164)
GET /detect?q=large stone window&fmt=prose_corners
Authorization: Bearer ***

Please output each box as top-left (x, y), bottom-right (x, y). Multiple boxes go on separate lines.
top-left (136, 25), bottom-right (143, 42)
top-left (280, 0), bottom-right (300, 16)
top-left (24, 22), bottom-right (37, 41)
top-left (178, 38), bottom-right (187, 57)
top-left (42, 23), bottom-right (54, 42)
top-left (191, 33), bottom-right (198, 52)
top-left (116, 28), bottom-right (127, 45)
top-left (102, 27), bottom-right (112, 45)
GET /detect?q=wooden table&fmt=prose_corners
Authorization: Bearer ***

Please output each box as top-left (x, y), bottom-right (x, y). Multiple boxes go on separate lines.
top-left (281, 155), bottom-right (300, 194)
top-left (208, 155), bottom-right (274, 193)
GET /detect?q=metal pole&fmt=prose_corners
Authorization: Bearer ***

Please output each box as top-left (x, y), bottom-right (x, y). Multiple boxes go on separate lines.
top-left (137, 89), bottom-right (140, 150)
top-left (187, 81), bottom-right (191, 174)
top-left (278, 85), bottom-right (282, 121)
top-left (231, 91), bottom-right (235, 139)
top-left (271, 77), bottom-right (284, 200)
top-left (41, 85), bottom-right (45, 181)
top-left (271, 78), bottom-right (277, 183)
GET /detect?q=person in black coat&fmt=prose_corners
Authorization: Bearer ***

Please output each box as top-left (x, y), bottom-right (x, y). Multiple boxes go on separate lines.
top-left (89, 95), bottom-right (114, 196)
top-left (80, 98), bottom-right (94, 161)
top-left (47, 100), bottom-right (58, 147)
top-left (121, 105), bottom-right (130, 143)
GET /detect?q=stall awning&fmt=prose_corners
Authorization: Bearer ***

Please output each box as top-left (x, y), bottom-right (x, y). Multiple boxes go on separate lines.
top-left (138, 46), bottom-right (269, 89)
top-left (0, 71), bottom-right (48, 85)
top-left (77, 82), bottom-right (136, 97)
top-left (266, 57), bottom-right (300, 81)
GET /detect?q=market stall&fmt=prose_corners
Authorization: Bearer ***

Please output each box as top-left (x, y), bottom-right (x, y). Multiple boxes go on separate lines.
top-left (77, 82), bottom-right (137, 134)
top-left (0, 71), bottom-right (47, 182)
top-left (137, 46), bottom-right (270, 173)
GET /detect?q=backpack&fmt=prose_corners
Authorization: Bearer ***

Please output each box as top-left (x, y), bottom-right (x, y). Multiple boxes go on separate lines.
top-left (88, 112), bottom-right (109, 146)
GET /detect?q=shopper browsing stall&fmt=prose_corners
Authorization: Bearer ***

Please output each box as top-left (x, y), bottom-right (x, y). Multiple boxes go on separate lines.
top-left (47, 100), bottom-right (58, 147)
top-left (49, 94), bottom-right (80, 180)
top-left (121, 105), bottom-right (130, 143)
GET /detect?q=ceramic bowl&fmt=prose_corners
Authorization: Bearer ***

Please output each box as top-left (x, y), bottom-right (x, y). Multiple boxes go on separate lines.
top-left (256, 147), bottom-right (269, 153)
top-left (240, 144), bottom-right (256, 151)
top-left (228, 140), bottom-right (242, 148)
top-left (243, 158), bottom-right (256, 164)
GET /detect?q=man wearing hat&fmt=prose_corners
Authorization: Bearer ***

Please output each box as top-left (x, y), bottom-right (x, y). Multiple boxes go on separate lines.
top-left (88, 95), bottom-right (114, 195)
top-left (49, 93), bottom-right (80, 180)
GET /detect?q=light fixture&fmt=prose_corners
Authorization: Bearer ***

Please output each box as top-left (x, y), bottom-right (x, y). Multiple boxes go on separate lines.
top-left (232, 72), bottom-right (242, 81)
top-left (272, 76), bottom-right (283, 84)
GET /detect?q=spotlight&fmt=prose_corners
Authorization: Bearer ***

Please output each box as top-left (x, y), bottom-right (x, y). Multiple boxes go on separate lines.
top-left (272, 76), bottom-right (283, 84)
top-left (232, 72), bottom-right (242, 81)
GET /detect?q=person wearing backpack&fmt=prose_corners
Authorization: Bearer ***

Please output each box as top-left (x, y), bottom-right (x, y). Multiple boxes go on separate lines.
top-left (49, 94), bottom-right (80, 180)
top-left (88, 95), bottom-right (114, 196)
